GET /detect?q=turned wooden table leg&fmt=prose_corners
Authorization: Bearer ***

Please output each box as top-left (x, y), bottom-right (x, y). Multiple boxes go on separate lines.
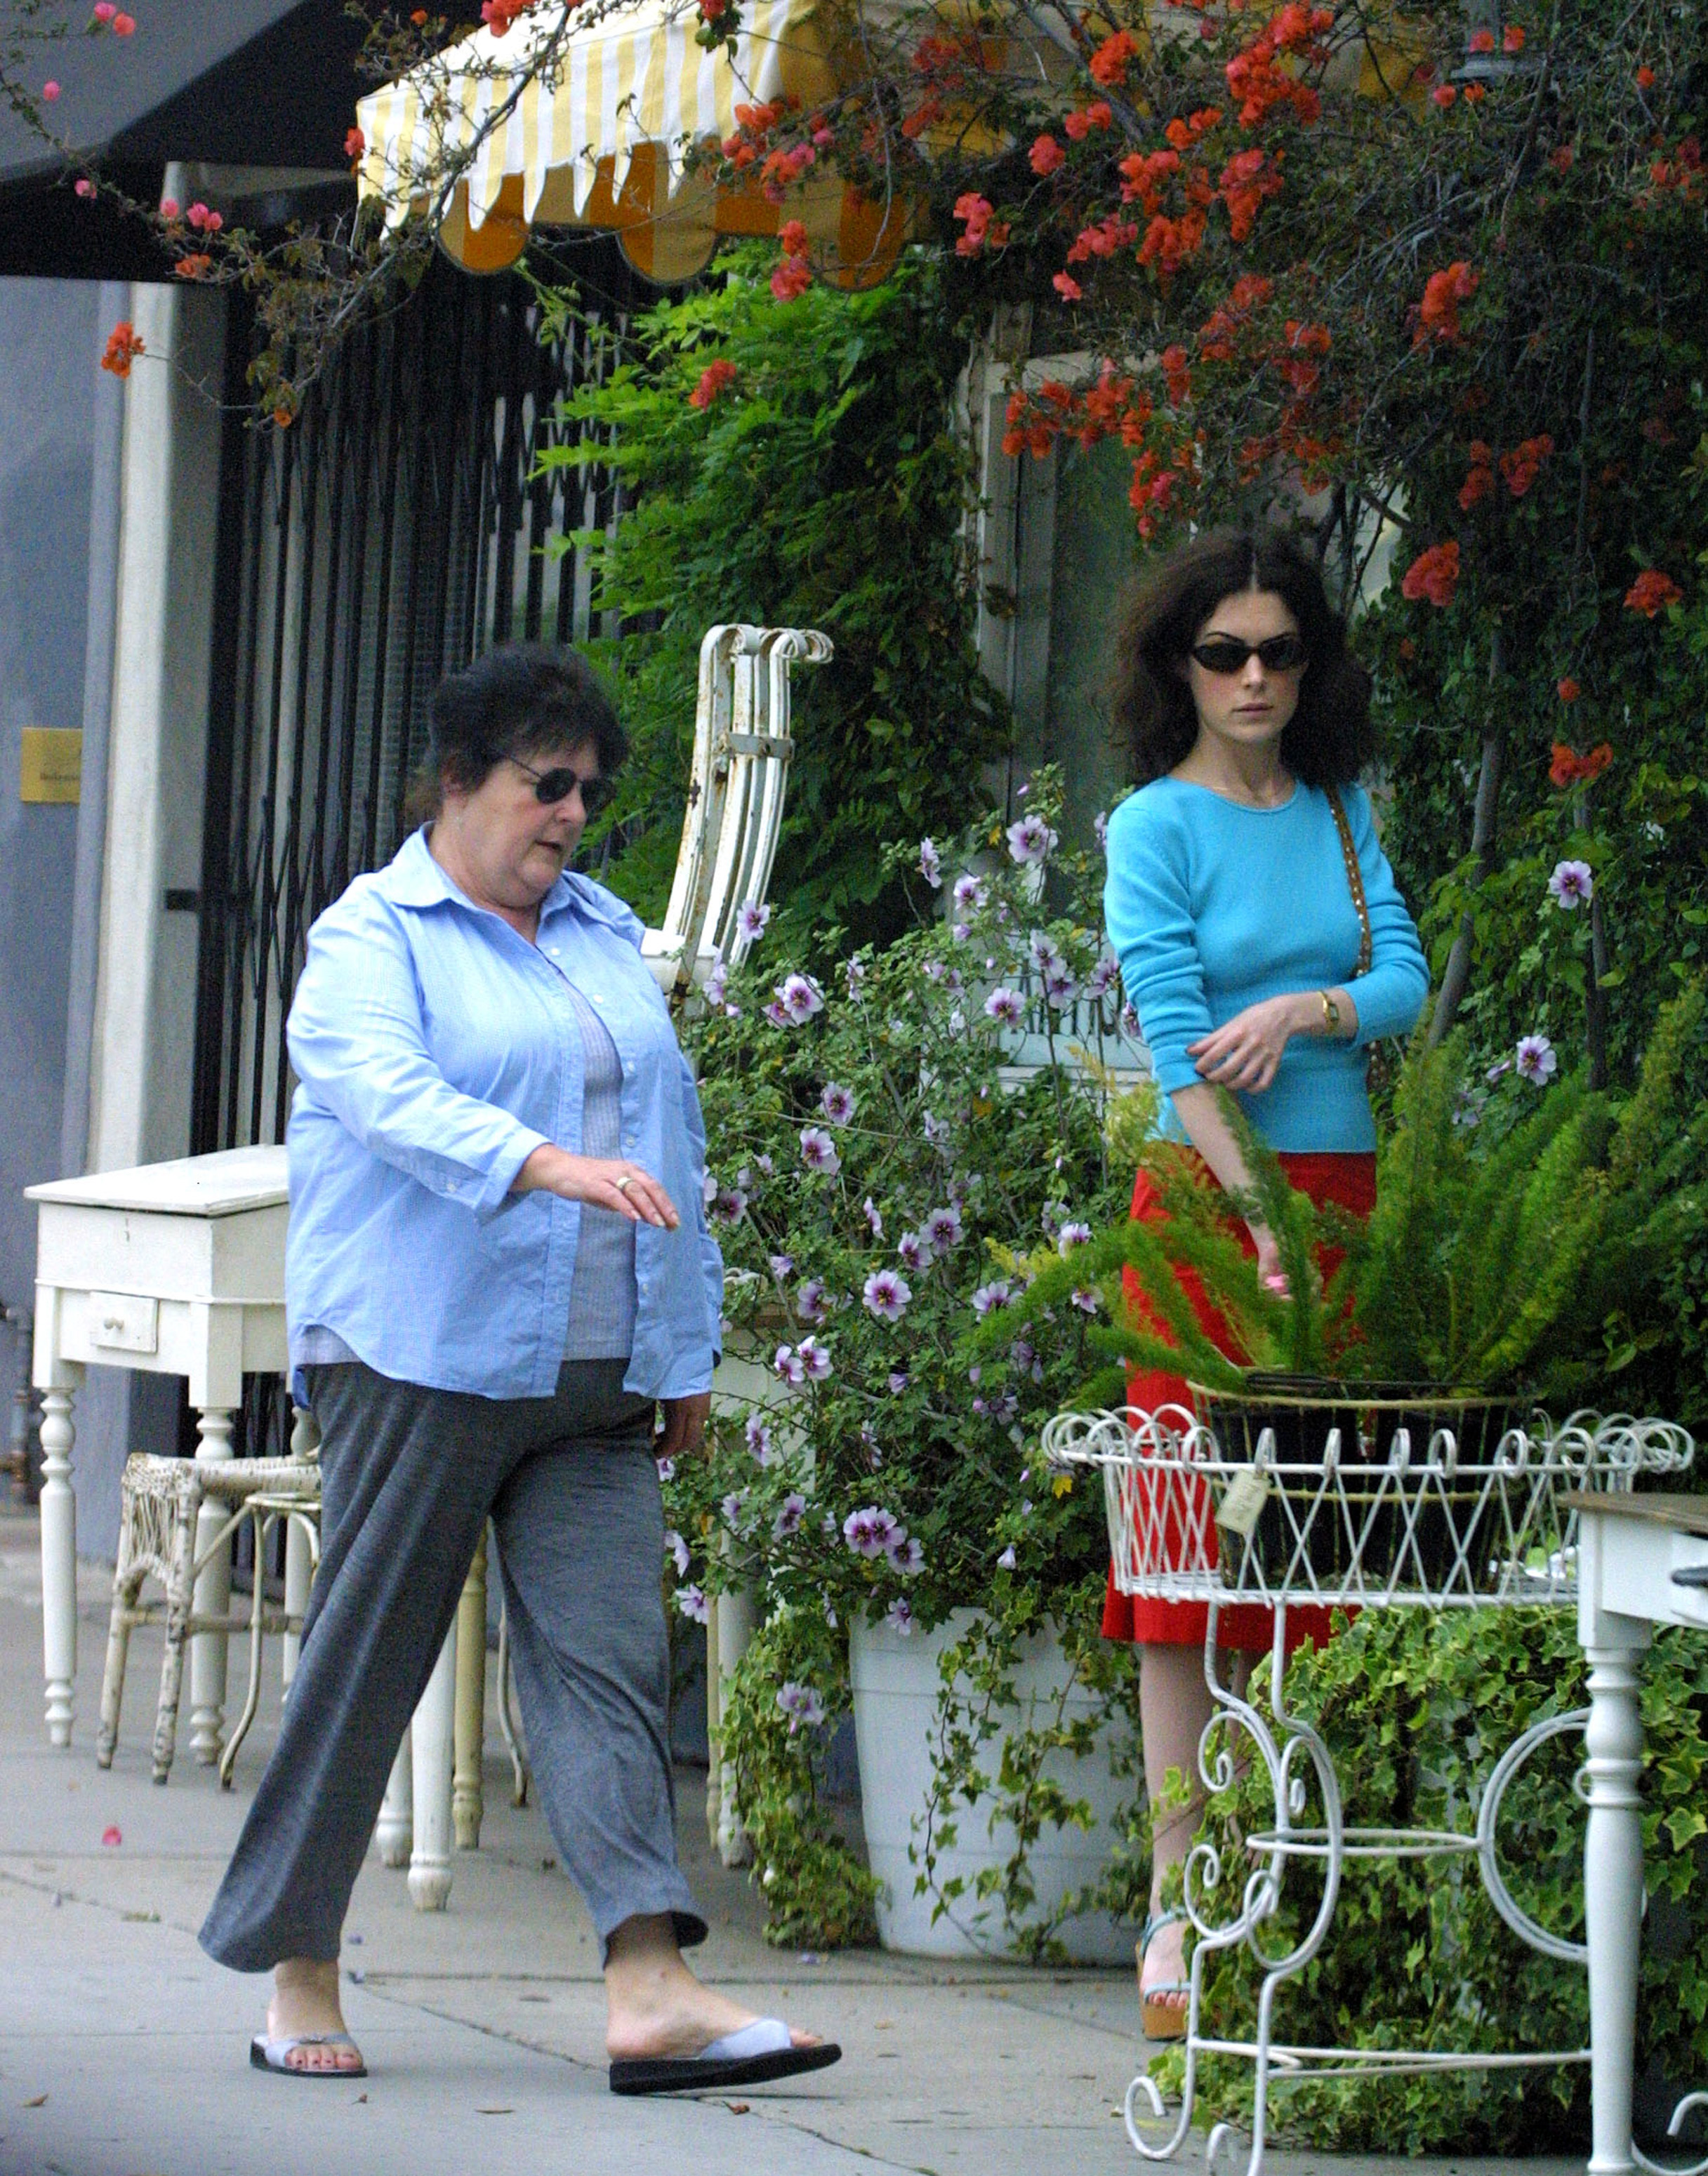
top-left (39, 1382), bottom-right (79, 1746)
top-left (453, 1535), bottom-right (487, 1851)
top-left (282, 1402), bottom-right (320, 1696)
top-left (376, 1727), bottom-right (413, 1867)
top-left (187, 1406), bottom-right (236, 1764)
top-left (409, 1621), bottom-right (457, 1910)
top-left (1584, 1633), bottom-right (1650, 2176)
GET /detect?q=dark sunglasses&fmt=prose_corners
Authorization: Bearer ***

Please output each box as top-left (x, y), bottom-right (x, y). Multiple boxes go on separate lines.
top-left (510, 754), bottom-right (615, 816)
top-left (1189, 634), bottom-right (1309, 675)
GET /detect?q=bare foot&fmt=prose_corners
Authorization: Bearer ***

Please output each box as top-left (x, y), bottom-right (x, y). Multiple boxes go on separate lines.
top-left (1140, 1917), bottom-right (1189, 2024)
top-left (265, 1956), bottom-right (364, 2074)
top-left (603, 1913), bottom-right (823, 2062)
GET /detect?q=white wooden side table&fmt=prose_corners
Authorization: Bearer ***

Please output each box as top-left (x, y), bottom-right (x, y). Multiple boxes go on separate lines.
top-left (27, 1148), bottom-right (291, 1759)
top-left (1568, 1492), bottom-right (1708, 2176)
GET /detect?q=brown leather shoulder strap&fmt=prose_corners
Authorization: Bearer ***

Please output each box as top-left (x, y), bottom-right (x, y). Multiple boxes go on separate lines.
top-left (1325, 785), bottom-right (1373, 978)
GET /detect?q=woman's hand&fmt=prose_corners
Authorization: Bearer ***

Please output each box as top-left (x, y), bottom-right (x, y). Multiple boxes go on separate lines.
top-left (1187, 993), bottom-right (1316, 1094)
top-left (512, 1144), bottom-right (680, 1229)
top-left (658, 1392), bottom-right (711, 1461)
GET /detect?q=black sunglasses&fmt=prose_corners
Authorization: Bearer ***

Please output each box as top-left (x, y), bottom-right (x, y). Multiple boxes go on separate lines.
top-left (1189, 634), bottom-right (1309, 675)
top-left (510, 754), bottom-right (615, 816)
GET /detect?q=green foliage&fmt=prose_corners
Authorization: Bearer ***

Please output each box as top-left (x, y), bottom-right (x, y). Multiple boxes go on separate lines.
top-left (1147, 1607), bottom-right (1708, 2154)
top-left (716, 1610), bottom-right (880, 1950)
top-left (911, 1588), bottom-right (1144, 1965)
top-left (534, 249), bottom-right (1007, 955)
top-left (997, 991), bottom-right (1708, 1414)
top-left (658, 775), bottom-right (1139, 1944)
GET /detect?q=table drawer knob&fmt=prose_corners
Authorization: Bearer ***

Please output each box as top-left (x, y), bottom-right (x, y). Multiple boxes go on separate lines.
top-left (88, 1292), bottom-right (159, 1355)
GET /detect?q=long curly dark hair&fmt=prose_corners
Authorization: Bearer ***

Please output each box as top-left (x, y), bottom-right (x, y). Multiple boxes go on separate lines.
top-left (1110, 526), bottom-right (1375, 789)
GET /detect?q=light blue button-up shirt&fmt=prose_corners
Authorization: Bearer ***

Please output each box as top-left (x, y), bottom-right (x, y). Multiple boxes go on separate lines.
top-left (285, 828), bottom-right (723, 1402)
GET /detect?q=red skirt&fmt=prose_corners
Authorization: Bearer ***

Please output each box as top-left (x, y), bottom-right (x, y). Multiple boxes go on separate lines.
top-left (1101, 1149), bottom-right (1377, 1654)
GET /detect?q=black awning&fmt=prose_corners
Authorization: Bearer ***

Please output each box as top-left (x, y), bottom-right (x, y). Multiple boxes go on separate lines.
top-left (0, 0), bottom-right (366, 277)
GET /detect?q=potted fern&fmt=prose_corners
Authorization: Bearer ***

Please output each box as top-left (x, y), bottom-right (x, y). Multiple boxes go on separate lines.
top-left (991, 982), bottom-right (1707, 1583)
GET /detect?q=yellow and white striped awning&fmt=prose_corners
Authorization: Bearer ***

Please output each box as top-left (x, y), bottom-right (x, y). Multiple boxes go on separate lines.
top-left (355, 0), bottom-right (911, 286)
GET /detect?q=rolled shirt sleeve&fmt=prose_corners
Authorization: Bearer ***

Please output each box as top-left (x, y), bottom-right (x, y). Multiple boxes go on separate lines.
top-left (288, 894), bottom-right (546, 1222)
top-left (1103, 792), bottom-right (1212, 1095)
top-left (1340, 785), bottom-right (1431, 1047)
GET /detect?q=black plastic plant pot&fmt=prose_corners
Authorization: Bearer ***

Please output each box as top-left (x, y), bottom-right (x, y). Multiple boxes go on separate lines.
top-left (1192, 1376), bottom-right (1521, 1593)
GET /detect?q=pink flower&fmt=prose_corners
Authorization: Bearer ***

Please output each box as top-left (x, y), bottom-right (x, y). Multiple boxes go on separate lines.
top-left (776, 1680), bottom-right (824, 1730)
top-left (918, 837), bottom-right (943, 887)
top-left (843, 1505), bottom-right (903, 1558)
top-left (1547, 859), bottom-right (1593, 910)
top-left (772, 972), bottom-right (825, 1024)
top-left (795, 1278), bottom-right (828, 1323)
top-left (797, 1334), bottom-right (832, 1381)
top-left (74, 177), bottom-right (95, 198)
top-left (984, 986), bottom-right (1025, 1026)
top-left (886, 1596), bottom-right (915, 1635)
top-left (952, 873), bottom-right (985, 911)
top-left (862, 1269), bottom-right (913, 1322)
top-left (1515, 1033), bottom-right (1558, 1085)
top-left (799, 1125), bottom-right (840, 1175)
top-left (820, 1082), bottom-right (856, 1125)
top-left (745, 1414), bottom-right (776, 1464)
top-left (664, 1527), bottom-right (691, 1577)
top-left (774, 1344), bottom-right (807, 1386)
top-left (924, 1205), bottom-right (963, 1252)
top-left (972, 1278), bottom-right (1014, 1317)
top-left (734, 899), bottom-right (770, 942)
top-left (675, 1584), bottom-right (710, 1624)
top-left (1005, 812), bottom-right (1059, 864)
top-left (773, 1493), bottom-right (807, 1537)
top-left (42, 81), bottom-right (60, 101)
top-left (896, 1230), bottom-right (932, 1272)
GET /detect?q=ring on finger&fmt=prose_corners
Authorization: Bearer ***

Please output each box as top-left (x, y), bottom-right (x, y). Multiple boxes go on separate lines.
top-left (614, 1173), bottom-right (634, 1195)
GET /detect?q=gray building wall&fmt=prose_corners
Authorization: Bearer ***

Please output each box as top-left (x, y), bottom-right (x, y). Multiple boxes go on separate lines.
top-left (0, 278), bottom-right (100, 1443)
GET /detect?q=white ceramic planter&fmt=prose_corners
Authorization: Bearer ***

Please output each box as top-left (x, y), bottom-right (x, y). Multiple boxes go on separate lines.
top-left (849, 1608), bottom-right (1137, 1963)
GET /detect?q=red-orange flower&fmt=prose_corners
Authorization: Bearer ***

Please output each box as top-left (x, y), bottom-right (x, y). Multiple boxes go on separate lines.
top-left (1551, 743), bottom-right (1613, 788)
top-left (1636, 65), bottom-right (1655, 91)
top-left (1503, 25), bottom-right (1525, 53)
top-left (1556, 678), bottom-right (1581, 704)
top-left (1624, 569), bottom-right (1682, 616)
top-left (1401, 539), bottom-right (1459, 607)
top-left (1088, 29), bottom-right (1139, 86)
top-left (345, 127), bottom-right (366, 161)
top-left (100, 320), bottom-right (144, 378)
top-left (172, 252), bottom-right (213, 280)
top-left (1160, 344), bottom-right (1192, 406)
top-left (1468, 27), bottom-right (1495, 53)
top-left (1431, 84), bottom-right (1457, 108)
top-left (1414, 261), bottom-right (1478, 347)
top-left (689, 359), bottom-right (738, 410)
top-left (1459, 457), bottom-right (1495, 510)
top-left (1029, 134), bottom-right (1065, 176)
top-left (1499, 434), bottom-right (1555, 498)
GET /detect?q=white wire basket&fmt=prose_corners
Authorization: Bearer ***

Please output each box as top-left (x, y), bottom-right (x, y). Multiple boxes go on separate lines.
top-left (1040, 1397), bottom-right (1696, 1610)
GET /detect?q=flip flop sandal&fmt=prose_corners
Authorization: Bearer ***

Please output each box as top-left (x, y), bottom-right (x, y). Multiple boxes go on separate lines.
top-left (609, 2017), bottom-right (842, 2097)
top-left (250, 2031), bottom-right (369, 2078)
top-left (1138, 1912), bottom-right (1190, 2043)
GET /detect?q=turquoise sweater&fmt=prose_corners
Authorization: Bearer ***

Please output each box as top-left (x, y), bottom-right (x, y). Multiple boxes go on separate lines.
top-left (1104, 778), bottom-right (1429, 1153)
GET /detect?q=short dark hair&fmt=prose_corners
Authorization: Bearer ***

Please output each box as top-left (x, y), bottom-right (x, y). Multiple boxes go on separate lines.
top-left (410, 643), bottom-right (628, 820)
top-left (1110, 526), bottom-right (1375, 790)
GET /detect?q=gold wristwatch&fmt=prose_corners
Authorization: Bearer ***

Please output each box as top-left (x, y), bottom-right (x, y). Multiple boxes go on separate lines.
top-left (1318, 989), bottom-right (1342, 1035)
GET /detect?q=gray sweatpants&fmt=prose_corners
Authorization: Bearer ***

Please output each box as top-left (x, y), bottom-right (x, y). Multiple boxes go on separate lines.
top-left (199, 1358), bottom-right (703, 1972)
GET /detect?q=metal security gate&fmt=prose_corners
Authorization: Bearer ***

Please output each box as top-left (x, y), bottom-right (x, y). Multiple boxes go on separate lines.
top-left (191, 244), bottom-right (639, 1162)
top-left (189, 241), bottom-right (641, 1457)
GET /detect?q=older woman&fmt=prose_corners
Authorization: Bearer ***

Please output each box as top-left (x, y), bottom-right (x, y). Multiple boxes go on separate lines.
top-left (199, 644), bottom-right (838, 2096)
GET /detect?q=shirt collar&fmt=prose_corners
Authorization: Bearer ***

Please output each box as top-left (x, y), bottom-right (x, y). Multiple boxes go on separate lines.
top-left (383, 827), bottom-right (644, 949)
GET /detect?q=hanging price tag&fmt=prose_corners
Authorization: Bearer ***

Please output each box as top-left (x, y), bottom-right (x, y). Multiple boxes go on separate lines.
top-left (1216, 1466), bottom-right (1271, 1539)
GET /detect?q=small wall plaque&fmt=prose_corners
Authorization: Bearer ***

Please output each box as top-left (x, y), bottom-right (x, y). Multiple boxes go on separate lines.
top-left (20, 727), bottom-right (81, 804)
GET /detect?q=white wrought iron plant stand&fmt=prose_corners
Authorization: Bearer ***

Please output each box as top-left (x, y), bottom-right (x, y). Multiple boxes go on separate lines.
top-left (1040, 1402), bottom-right (1707, 2176)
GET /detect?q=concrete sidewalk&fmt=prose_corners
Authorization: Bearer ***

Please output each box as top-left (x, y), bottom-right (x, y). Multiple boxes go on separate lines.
top-left (0, 1504), bottom-right (1579, 2176)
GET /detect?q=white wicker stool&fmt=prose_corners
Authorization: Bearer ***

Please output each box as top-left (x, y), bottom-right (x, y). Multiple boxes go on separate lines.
top-left (98, 1449), bottom-right (321, 1785)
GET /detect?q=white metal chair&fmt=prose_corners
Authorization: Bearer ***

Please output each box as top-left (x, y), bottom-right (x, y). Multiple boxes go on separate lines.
top-left (640, 623), bottom-right (832, 1000)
